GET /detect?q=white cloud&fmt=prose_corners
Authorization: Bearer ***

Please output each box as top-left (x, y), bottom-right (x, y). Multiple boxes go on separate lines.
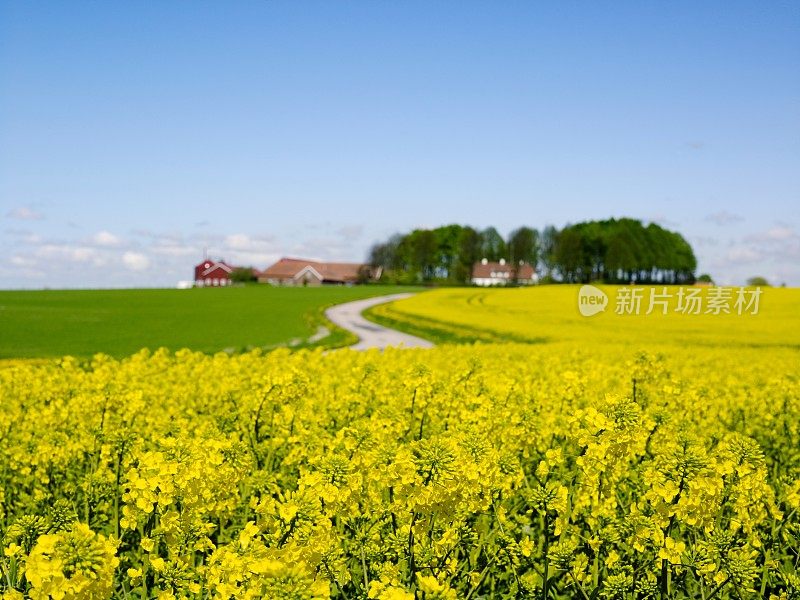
top-left (289, 236), bottom-right (361, 262)
top-left (91, 231), bottom-right (122, 247)
top-left (745, 225), bottom-right (796, 243)
top-left (5, 229), bottom-right (43, 244)
top-left (1, 255), bottom-right (45, 280)
top-left (220, 233), bottom-right (281, 267)
top-left (701, 223), bottom-right (800, 285)
top-left (6, 206), bottom-right (44, 221)
top-left (35, 244), bottom-right (98, 263)
top-left (224, 233), bottom-right (276, 250)
top-left (11, 255), bottom-right (37, 268)
top-left (740, 225), bottom-right (800, 262)
top-left (724, 247), bottom-right (762, 263)
top-left (122, 251), bottom-right (150, 271)
top-left (226, 251), bottom-right (282, 267)
top-left (72, 247), bottom-right (96, 262)
top-left (225, 233), bottom-right (254, 250)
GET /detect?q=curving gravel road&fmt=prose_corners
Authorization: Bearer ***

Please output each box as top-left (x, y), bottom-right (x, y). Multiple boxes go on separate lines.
top-left (325, 293), bottom-right (434, 350)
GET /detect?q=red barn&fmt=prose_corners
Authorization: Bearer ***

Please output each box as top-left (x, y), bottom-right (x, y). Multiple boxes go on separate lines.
top-left (194, 259), bottom-right (233, 287)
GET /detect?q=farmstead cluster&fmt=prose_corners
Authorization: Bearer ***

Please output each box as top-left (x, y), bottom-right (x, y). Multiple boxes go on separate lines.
top-left (1, 338), bottom-right (798, 598)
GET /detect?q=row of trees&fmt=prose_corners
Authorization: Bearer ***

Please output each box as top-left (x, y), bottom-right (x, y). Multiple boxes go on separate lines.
top-left (368, 218), bottom-right (697, 284)
top-left (368, 225), bottom-right (540, 284)
top-left (553, 219), bottom-right (697, 283)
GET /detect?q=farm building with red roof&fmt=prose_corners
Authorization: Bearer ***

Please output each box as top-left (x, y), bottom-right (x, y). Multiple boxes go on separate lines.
top-left (194, 259), bottom-right (234, 287)
top-left (258, 257), bottom-right (380, 286)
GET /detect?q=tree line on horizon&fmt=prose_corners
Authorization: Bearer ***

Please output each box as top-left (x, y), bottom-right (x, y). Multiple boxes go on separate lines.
top-left (367, 218), bottom-right (698, 285)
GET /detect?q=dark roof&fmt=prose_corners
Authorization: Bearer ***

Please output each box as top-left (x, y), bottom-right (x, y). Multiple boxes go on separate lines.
top-left (472, 261), bottom-right (535, 279)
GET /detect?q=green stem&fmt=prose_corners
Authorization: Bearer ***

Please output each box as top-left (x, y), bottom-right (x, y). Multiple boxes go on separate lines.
top-left (542, 512), bottom-right (550, 600)
top-left (568, 571), bottom-right (591, 600)
top-left (361, 545), bottom-right (370, 592)
top-left (407, 512), bottom-right (418, 584)
top-left (705, 575), bottom-right (730, 600)
top-left (464, 556), bottom-right (496, 600)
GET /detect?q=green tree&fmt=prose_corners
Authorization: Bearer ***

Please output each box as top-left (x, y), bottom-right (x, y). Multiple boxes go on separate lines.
top-left (433, 224), bottom-right (465, 281)
top-left (409, 229), bottom-right (438, 281)
top-left (480, 227), bottom-right (507, 262)
top-left (554, 227), bottom-right (585, 282)
top-left (605, 230), bottom-right (638, 283)
top-left (455, 226), bottom-right (482, 283)
top-left (230, 267), bottom-right (257, 284)
top-left (365, 217), bottom-right (697, 286)
top-left (540, 225), bottom-right (558, 279)
top-left (368, 241), bottom-right (395, 270)
top-left (746, 276), bottom-right (770, 286)
top-left (507, 227), bottom-right (539, 283)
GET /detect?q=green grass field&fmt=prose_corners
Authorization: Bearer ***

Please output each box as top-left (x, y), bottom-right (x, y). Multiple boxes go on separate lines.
top-left (0, 285), bottom-right (416, 359)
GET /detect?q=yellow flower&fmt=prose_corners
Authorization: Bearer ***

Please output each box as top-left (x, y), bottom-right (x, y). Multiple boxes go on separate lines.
top-left (519, 537), bottom-right (534, 558)
top-left (606, 549), bottom-right (620, 568)
top-left (1, 320), bottom-right (798, 599)
top-left (417, 574), bottom-right (457, 600)
top-left (25, 524), bottom-right (118, 599)
top-left (658, 537), bottom-right (686, 565)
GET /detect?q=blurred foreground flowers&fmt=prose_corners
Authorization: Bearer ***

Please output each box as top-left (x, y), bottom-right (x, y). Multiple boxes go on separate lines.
top-left (0, 344), bottom-right (798, 598)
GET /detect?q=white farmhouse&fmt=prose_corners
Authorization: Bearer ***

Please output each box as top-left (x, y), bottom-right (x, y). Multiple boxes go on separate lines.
top-left (471, 258), bottom-right (537, 286)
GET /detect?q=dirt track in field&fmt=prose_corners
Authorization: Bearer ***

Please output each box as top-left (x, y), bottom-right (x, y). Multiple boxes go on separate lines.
top-left (325, 293), bottom-right (434, 350)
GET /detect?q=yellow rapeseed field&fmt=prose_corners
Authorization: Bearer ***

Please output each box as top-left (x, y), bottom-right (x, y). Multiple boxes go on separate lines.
top-left (1, 286), bottom-right (798, 599)
top-left (369, 285), bottom-right (800, 349)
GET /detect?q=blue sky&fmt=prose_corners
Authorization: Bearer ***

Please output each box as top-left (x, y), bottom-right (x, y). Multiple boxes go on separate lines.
top-left (1, 1), bottom-right (798, 288)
